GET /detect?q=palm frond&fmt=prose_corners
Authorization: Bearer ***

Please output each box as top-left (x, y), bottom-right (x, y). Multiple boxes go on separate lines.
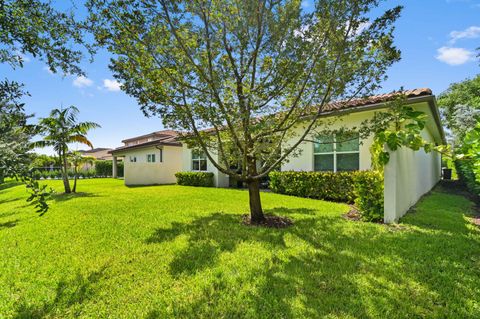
top-left (69, 134), bottom-right (94, 148)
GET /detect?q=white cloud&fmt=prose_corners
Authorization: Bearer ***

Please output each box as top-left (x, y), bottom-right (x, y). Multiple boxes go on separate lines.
top-left (301, 1), bottom-right (310, 8)
top-left (436, 46), bottom-right (474, 65)
top-left (43, 66), bottom-right (54, 74)
top-left (449, 26), bottom-right (480, 43)
top-left (102, 79), bottom-right (122, 92)
top-left (73, 76), bottom-right (93, 88)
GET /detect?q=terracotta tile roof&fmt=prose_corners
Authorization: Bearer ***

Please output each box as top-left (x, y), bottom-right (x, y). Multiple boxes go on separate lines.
top-left (121, 129), bottom-right (179, 143)
top-left (321, 88), bottom-right (432, 112)
top-left (112, 88), bottom-right (436, 150)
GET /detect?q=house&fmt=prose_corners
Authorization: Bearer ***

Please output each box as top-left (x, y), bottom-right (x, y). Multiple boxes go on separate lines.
top-left (110, 88), bottom-right (445, 222)
top-left (79, 148), bottom-right (115, 161)
top-left (109, 130), bottom-right (182, 185)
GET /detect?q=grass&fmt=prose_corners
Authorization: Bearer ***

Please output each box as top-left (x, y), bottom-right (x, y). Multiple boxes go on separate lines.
top-left (0, 179), bottom-right (479, 318)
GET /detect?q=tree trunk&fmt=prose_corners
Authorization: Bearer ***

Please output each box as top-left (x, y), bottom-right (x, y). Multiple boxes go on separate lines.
top-left (247, 179), bottom-right (265, 223)
top-left (72, 166), bottom-right (78, 193)
top-left (61, 151), bottom-right (71, 193)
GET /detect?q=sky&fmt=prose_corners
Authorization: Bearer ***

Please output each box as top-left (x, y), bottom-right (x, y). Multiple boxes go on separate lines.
top-left (2, 0), bottom-right (480, 155)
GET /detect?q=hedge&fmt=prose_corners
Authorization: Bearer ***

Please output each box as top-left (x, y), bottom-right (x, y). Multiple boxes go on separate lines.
top-left (30, 160), bottom-right (124, 179)
top-left (269, 170), bottom-right (384, 222)
top-left (455, 160), bottom-right (480, 195)
top-left (94, 160), bottom-right (124, 177)
top-left (175, 172), bottom-right (214, 187)
top-left (269, 171), bottom-right (358, 203)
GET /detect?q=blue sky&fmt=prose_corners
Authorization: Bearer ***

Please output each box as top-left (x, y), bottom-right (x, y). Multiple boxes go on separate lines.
top-left (2, 0), bottom-right (480, 154)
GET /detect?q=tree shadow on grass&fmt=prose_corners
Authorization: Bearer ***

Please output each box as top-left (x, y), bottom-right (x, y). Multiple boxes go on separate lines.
top-left (0, 181), bottom-right (23, 192)
top-left (52, 192), bottom-right (102, 203)
top-left (145, 196), bottom-right (480, 318)
top-left (146, 212), bottom-right (291, 277)
top-left (13, 265), bottom-right (109, 319)
top-left (0, 197), bottom-right (23, 205)
top-left (0, 219), bottom-right (18, 230)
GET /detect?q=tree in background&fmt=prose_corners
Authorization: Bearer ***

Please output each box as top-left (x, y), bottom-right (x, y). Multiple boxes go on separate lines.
top-left (438, 75), bottom-right (480, 142)
top-left (35, 106), bottom-right (100, 193)
top-left (1, 0), bottom-right (92, 212)
top-left (0, 81), bottom-right (34, 183)
top-left (68, 151), bottom-right (95, 193)
top-left (87, 0), bottom-right (402, 223)
top-left (438, 75), bottom-right (480, 194)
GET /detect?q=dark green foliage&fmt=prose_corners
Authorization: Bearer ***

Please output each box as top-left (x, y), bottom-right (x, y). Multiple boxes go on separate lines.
top-left (353, 171), bottom-right (384, 222)
top-left (455, 160), bottom-right (480, 195)
top-left (269, 171), bottom-right (359, 203)
top-left (24, 178), bottom-right (53, 215)
top-left (175, 172), bottom-right (214, 187)
top-left (269, 170), bottom-right (384, 221)
top-left (94, 160), bottom-right (124, 177)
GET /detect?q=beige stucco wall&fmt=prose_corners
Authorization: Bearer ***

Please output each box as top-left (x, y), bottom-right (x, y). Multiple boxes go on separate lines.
top-left (281, 110), bottom-right (376, 172)
top-left (383, 103), bottom-right (442, 223)
top-left (181, 145), bottom-right (229, 187)
top-left (120, 145), bottom-right (183, 185)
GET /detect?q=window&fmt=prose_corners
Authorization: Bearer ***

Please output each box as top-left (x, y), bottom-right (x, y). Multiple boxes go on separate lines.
top-left (147, 154), bottom-right (156, 163)
top-left (192, 150), bottom-right (207, 171)
top-left (313, 133), bottom-right (359, 172)
top-left (129, 156), bottom-right (137, 163)
top-left (159, 149), bottom-right (163, 162)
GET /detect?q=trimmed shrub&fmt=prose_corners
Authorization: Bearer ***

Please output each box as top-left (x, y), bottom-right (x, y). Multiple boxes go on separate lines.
top-left (175, 172), bottom-right (214, 187)
top-left (269, 170), bottom-right (384, 222)
top-left (269, 171), bottom-right (358, 203)
top-left (94, 160), bottom-right (124, 177)
top-left (456, 159), bottom-right (480, 195)
top-left (353, 171), bottom-right (384, 222)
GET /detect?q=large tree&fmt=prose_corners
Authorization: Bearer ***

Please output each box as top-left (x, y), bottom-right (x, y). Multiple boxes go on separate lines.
top-left (87, 0), bottom-right (402, 223)
top-left (1, 0), bottom-right (92, 211)
top-left (437, 75), bottom-right (480, 142)
top-left (35, 106), bottom-right (99, 194)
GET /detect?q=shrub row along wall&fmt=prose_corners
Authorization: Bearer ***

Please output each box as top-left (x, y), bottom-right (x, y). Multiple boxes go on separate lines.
top-left (175, 172), bottom-right (214, 187)
top-left (269, 170), bottom-right (384, 222)
top-left (31, 160), bottom-right (124, 179)
top-left (455, 160), bottom-right (480, 195)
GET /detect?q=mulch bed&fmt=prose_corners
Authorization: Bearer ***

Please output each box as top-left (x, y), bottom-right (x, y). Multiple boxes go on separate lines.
top-left (242, 214), bottom-right (293, 228)
top-left (343, 205), bottom-right (362, 221)
top-left (472, 216), bottom-right (480, 226)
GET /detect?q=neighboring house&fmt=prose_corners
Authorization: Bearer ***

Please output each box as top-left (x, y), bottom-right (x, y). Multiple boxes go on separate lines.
top-left (109, 130), bottom-right (182, 185)
top-left (111, 88), bottom-right (445, 222)
top-left (79, 148), bottom-right (114, 160)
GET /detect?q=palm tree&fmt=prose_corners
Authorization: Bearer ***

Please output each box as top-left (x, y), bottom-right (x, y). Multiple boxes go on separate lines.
top-left (68, 151), bottom-right (95, 193)
top-left (34, 106), bottom-right (100, 193)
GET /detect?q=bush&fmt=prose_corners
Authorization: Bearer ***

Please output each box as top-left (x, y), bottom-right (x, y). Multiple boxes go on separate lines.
top-left (456, 160), bottom-right (480, 195)
top-left (269, 171), bottom-right (358, 203)
top-left (353, 171), bottom-right (384, 222)
top-left (269, 170), bottom-right (384, 222)
top-left (94, 160), bottom-right (124, 178)
top-left (175, 172), bottom-right (214, 187)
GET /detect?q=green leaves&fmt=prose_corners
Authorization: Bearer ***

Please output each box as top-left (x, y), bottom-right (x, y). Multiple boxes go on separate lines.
top-left (368, 97), bottom-right (445, 168)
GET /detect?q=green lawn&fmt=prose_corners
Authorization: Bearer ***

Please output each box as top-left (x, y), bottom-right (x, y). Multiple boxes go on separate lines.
top-left (0, 179), bottom-right (479, 318)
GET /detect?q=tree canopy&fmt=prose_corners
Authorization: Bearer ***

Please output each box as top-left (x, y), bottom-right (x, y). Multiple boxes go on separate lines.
top-left (438, 75), bottom-right (480, 141)
top-left (88, 0), bottom-right (402, 222)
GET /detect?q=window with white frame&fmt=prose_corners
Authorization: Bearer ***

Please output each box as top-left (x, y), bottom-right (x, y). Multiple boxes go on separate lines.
top-left (313, 133), bottom-right (359, 172)
top-left (147, 154), bottom-right (156, 163)
top-left (192, 150), bottom-right (207, 171)
top-left (129, 156), bottom-right (137, 163)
